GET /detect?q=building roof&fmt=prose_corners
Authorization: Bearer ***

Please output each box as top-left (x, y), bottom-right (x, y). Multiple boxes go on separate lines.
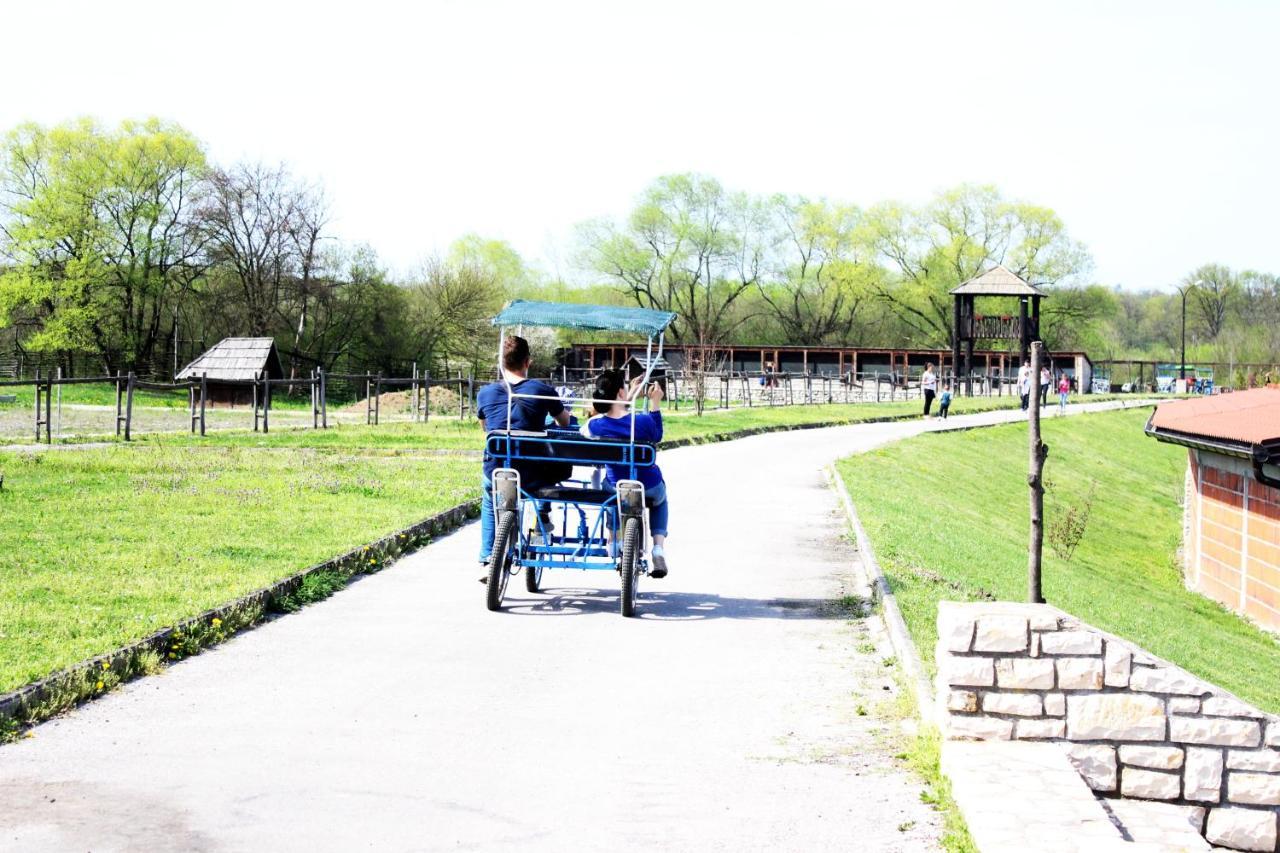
top-left (1147, 387), bottom-right (1280, 457)
top-left (950, 264), bottom-right (1048, 297)
top-left (492, 300), bottom-right (676, 337)
top-left (176, 337), bottom-right (283, 382)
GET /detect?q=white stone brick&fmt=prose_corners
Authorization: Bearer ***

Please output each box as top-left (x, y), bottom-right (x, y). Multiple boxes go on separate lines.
top-left (1169, 697), bottom-right (1202, 714)
top-left (1015, 718), bottom-right (1065, 739)
top-left (942, 655), bottom-right (995, 687)
top-left (1129, 665), bottom-right (1208, 695)
top-left (1206, 806), bottom-right (1278, 852)
top-left (947, 715), bottom-right (1013, 741)
top-left (1043, 692), bottom-right (1065, 717)
top-left (1039, 630), bottom-right (1102, 655)
top-left (1104, 642), bottom-right (1131, 688)
top-left (1067, 693), bottom-right (1166, 741)
top-left (1062, 743), bottom-right (1117, 792)
top-left (1227, 750), bottom-right (1280, 773)
top-left (1184, 747), bottom-right (1224, 802)
top-left (1055, 657), bottom-right (1104, 690)
top-left (995, 657), bottom-right (1055, 690)
top-left (1266, 722), bottom-right (1280, 748)
top-left (1171, 715), bottom-right (1263, 747)
top-left (947, 690), bottom-right (978, 713)
top-left (1121, 767), bottom-right (1181, 800)
top-left (973, 615), bottom-right (1028, 653)
top-left (1228, 771), bottom-right (1280, 806)
top-left (1119, 745), bottom-right (1184, 770)
top-left (1203, 696), bottom-right (1264, 718)
top-left (1028, 632), bottom-right (1040, 658)
top-left (939, 614), bottom-right (975, 653)
top-left (983, 692), bottom-right (1043, 717)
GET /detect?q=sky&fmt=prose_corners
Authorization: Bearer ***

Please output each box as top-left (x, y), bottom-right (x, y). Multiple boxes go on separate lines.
top-left (4, 0), bottom-right (1277, 291)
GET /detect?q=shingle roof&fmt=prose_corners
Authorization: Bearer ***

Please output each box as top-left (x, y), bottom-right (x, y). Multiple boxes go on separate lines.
top-left (1148, 387), bottom-right (1280, 448)
top-left (950, 264), bottom-right (1048, 297)
top-left (176, 337), bottom-right (283, 382)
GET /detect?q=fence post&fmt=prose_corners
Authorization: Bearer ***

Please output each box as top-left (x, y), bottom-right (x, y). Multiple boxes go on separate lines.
top-left (365, 374), bottom-right (373, 425)
top-left (422, 372), bottom-right (430, 424)
top-left (411, 363), bottom-right (419, 423)
top-left (189, 379), bottom-right (197, 434)
top-left (124, 371), bottom-right (135, 441)
top-left (252, 373), bottom-right (260, 432)
top-left (320, 368), bottom-right (328, 429)
top-left (1028, 341), bottom-right (1047, 604)
top-left (374, 373), bottom-right (382, 425)
top-left (263, 376), bottom-right (271, 434)
top-left (467, 376), bottom-right (474, 420)
top-left (55, 366), bottom-right (62, 441)
top-left (33, 368), bottom-right (41, 442)
top-left (200, 372), bottom-right (207, 436)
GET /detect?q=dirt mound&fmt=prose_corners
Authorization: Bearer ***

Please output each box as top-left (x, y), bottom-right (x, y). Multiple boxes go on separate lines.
top-left (336, 386), bottom-right (463, 416)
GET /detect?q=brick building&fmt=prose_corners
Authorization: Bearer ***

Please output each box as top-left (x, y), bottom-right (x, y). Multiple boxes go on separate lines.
top-left (1146, 388), bottom-right (1280, 631)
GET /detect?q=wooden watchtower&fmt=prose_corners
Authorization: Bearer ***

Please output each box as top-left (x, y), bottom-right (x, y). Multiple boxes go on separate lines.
top-left (950, 265), bottom-right (1047, 395)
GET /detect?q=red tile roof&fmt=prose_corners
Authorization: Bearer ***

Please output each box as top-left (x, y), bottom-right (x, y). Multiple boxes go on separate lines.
top-left (1149, 387), bottom-right (1280, 447)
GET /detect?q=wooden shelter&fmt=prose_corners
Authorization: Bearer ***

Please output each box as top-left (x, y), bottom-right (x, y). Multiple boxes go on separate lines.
top-left (177, 337), bottom-right (283, 406)
top-left (951, 265), bottom-right (1047, 395)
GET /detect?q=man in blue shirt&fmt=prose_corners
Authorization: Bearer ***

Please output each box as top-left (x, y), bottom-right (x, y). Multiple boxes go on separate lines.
top-left (579, 369), bottom-right (670, 578)
top-left (476, 335), bottom-right (572, 570)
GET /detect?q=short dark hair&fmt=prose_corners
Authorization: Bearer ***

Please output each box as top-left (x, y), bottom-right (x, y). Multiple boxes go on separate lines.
top-left (592, 369), bottom-right (625, 414)
top-left (502, 335), bottom-right (531, 372)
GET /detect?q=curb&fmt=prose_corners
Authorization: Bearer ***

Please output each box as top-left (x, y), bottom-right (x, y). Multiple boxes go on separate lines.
top-left (0, 499), bottom-right (480, 738)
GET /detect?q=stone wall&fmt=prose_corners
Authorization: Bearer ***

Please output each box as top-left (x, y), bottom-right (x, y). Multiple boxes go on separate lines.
top-left (937, 601), bottom-right (1280, 852)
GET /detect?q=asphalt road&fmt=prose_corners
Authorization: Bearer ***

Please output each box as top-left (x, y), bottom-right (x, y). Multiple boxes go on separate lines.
top-left (0, 400), bottom-right (1148, 852)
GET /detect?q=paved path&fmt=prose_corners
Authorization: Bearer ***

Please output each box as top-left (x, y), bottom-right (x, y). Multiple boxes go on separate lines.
top-left (0, 400), bottom-right (1151, 852)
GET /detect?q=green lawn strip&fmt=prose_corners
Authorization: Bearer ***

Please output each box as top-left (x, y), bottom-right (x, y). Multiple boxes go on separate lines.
top-left (0, 445), bottom-right (477, 694)
top-left (836, 407), bottom-right (1280, 713)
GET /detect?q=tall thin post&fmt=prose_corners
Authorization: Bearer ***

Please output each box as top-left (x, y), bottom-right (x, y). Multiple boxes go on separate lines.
top-left (319, 368), bottom-right (328, 429)
top-left (124, 371), bottom-right (136, 442)
top-left (252, 374), bottom-right (260, 432)
top-left (189, 379), bottom-right (197, 434)
top-left (33, 368), bottom-right (41, 442)
top-left (1028, 341), bottom-right (1047, 604)
top-left (55, 366), bottom-right (62, 440)
top-left (115, 370), bottom-right (124, 436)
top-left (366, 375), bottom-right (373, 425)
top-left (422, 372), bottom-right (430, 424)
top-left (374, 373), bottom-right (382, 425)
top-left (262, 376), bottom-right (271, 434)
top-left (199, 372), bottom-right (207, 436)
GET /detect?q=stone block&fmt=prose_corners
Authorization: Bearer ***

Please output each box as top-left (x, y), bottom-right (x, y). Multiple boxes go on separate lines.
top-left (942, 655), bottom-right (995, 687)
top-left (1267, 722), bottom-right (1280, 748)
top-left (1171, 715), bottom-right (1262, 748)
top-left (1227, 750), bottom-right (1280, 773)
top-left (973, 615), bottom-right (1028, 653)
top-left (946, 715), bottom-right (1013, 741)
top-left (1184, 747), bottom-right (1224, 802)
top-left (1067, 693), bottom-right (1166, 741)
top-left (1039, 630), bottom-right (1102, 655)
top-left (1015, 718), bottom-right (1066, 739)
top-left (1206, 806), bottom-right (1278, 852)
top-left (1055, 657), bottom-right (1104, 690)
top-left (1121, 767), bottom-right (1182, 800)
top-left (939, 613), bottom-right (975, 653)
top-left (1062, 743), bottom-right (1117, 792)
top-left (946, 690), bottom-right (978, 713)
top-left (1129, 665), bottom-right (1208, 695)
top-left (983, 692), bottom-right (1043, 717)
top-left (996, 657), bottom-right (1055, 690)
top-left (1119, 744), bottom-right (1184, 770)
top-left (1228, 771), bottom-right (1280, 806)
top-left (1028, 632), bottom-right (1040, 657)
top-left (1170, 696), bottom-right (1202, 714)
top-left (1203, 696), bottom-right (1264, 718)
top-left (1043, 692), bottom-right (1065, 717)
top-left (1104, 642), bottom-right (1131, 688)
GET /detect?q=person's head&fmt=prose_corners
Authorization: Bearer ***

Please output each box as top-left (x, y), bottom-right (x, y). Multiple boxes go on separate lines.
top-left (926, 363), bottom-right (934, 372)
top-left (502, 335), bottom-right (531, 374)
top-left (592, 369), bottom-right (626, 414)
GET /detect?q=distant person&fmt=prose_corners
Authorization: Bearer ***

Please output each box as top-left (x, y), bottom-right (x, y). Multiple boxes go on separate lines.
top-left (921, 363), bottom-right (938, 417)
top-left (475, 336), bottom-right (572, 577)
top-left (581, 370), bottom-right (671, 578)
top-left (938, 383), bottom-right (952, 419)
top-left (1057, 373), bottom-right (1070, 415)
top-left (1017, 362), bottom-right (1032, 411)
top-left (1039, 366), bottom-right (1051, 408)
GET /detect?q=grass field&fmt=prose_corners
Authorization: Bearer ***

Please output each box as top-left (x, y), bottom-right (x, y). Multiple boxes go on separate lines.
top-left (836, 407), bottom-right (1280, 713)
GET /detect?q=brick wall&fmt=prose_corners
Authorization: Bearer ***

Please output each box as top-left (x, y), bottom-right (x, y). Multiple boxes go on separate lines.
top-left (938, 601), bottom-right (1280, 852)
top-left (1186, 450), bottom-right (1280, 632)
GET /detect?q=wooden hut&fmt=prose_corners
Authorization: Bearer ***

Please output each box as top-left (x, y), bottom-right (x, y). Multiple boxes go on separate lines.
top-left (177, 337), bottom-right (283, 406)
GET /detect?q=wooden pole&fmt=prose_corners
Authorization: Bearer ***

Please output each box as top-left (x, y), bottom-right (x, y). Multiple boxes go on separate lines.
top-left (200, 372), bottom-right (207, 436)
top-left (263, 375), bottom-right (271, 434)
top-left (33, 368), bottom-right (41, 442)
top-left (252, 374), bottom-right (260, 432)
top-left (1028, 341), bottom-right (1048, 604)
top-left (366, 375), bottom-right (373, 425)
top-left (320, 368), bottom-right (328, 429)
top-left (124, 371), bottom-right (135, 442)
top-left (374, 373), bottom-right (382, 425)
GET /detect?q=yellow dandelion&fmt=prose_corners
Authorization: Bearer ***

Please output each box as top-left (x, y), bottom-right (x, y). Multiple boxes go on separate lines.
top-left (212, 617), bottom-right (222, 627)
top-left (167, 652), bottom-right (176, 659)
top-left (96, 681), bottom-right (104, 690)
top-left (23, 731), bottom-right (34, 739)
top-left (100, 660), bottom-right (109, 671)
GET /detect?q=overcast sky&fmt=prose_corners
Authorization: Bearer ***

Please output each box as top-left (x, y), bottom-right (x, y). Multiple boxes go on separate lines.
top-left (5, 0), bottom-right (1276, 290)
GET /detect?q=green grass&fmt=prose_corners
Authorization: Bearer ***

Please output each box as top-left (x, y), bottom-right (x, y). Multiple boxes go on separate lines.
top-left (0, 444), bottom-right (476, 693)
top-left (836, 407), bottom-right (1280, 713)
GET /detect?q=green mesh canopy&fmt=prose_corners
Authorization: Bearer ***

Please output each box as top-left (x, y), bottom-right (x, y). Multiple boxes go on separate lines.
top-left (492, 300), bottom-right (676, 337)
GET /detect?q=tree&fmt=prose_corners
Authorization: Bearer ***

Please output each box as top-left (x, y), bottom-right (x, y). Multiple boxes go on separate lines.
top-left (405, 256), bottom-right (504, 376)
top-left (1185, 263), bottom-right (1237, 340)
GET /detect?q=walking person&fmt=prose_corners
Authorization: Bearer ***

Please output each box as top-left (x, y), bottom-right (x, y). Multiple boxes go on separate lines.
top-left (921, 363), bottom-right (937, 417)
top-left (938, 383), bottom-right (952, 419)
top-left (1039, 366), bottom-right (1051, 409)
top-left (1057, 373), bottom-right (1070, 415)
top-left (1018, 362), bottom-right (1031, 412)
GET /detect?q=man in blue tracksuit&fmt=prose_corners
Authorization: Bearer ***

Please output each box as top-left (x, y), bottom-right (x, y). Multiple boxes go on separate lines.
top-left (579, 369), bottom-right (670, 578)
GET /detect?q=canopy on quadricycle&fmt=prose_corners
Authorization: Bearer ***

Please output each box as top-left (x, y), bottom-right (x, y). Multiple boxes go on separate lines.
top-left (491, 300), bottom-right (676, 337)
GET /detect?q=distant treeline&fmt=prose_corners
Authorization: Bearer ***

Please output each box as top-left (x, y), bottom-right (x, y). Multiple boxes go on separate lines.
top-left (1, 118), bottom-right (1276, 380)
